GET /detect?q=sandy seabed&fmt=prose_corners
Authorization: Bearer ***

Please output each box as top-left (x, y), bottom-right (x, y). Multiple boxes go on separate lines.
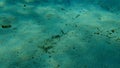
top-left (0, 0), bottom-right (120, 68)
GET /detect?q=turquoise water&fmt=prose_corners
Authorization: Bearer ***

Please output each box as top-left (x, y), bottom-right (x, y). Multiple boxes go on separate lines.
top-left (0, 0), bottom-right (120, 68)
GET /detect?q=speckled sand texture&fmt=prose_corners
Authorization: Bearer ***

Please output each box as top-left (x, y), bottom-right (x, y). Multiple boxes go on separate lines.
top-left (0, 0), bottom-right (120, 68)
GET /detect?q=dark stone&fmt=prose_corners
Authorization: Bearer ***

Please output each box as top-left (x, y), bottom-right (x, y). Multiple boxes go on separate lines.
top-left (1, 24), bottom-right (12, 28)
top-left (24, 4), bottom-right (26, 7)
top-left (111, 29), bottom-right (115, 33)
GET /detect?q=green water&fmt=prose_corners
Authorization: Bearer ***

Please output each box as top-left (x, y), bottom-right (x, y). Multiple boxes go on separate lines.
top-left (0, 0), bottom-right (120, 68)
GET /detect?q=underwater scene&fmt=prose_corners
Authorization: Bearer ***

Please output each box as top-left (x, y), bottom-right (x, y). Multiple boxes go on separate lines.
top-left (0, 0), bottom-right (120, 68)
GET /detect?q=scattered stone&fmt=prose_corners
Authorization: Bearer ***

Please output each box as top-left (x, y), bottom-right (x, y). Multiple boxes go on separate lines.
top-left (75, 14), bottom-right (80, 18)
top-left (39, 45), bottom-right (54, 53)
top-left (1, 24), bottom-right (12, 28)
top-left (111, 29), bottom-right (115, 33)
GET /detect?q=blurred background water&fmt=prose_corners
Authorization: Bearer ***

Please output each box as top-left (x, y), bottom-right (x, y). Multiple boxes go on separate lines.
top-left (0, 0), bottom-right (120, 68)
